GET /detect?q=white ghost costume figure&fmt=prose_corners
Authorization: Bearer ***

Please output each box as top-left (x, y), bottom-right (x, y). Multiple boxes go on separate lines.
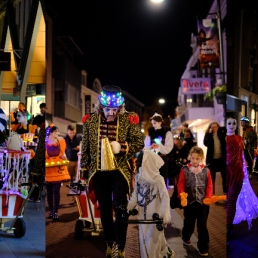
top-left (127, 150), bottom-right (172, 258)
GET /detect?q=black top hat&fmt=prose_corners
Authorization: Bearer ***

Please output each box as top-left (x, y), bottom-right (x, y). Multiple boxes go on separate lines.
top-left (98, 85), bottom-right (125, 107)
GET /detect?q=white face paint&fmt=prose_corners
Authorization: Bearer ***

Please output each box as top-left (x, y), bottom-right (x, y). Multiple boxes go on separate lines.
top-left (226, 118), bottom-right (237, 135)
top-left (103, 107), bottom-right (118, 122)
top-left (17, 111), bottom-right (25, 124)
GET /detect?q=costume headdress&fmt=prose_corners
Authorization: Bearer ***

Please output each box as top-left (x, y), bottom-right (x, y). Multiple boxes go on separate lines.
top-left (98, 85), bottom-right (124, 108)
top-left (241, 116), bottom-right (250, 123)
top-left (150, 112), bottom-right (163, 121)
top-left (45, 123), bottom-right (55, 142)
top-left (98, 85), bottom-right (124, 107)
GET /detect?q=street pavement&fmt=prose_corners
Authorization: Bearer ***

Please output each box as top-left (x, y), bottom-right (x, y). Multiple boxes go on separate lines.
top-left (0, 189), bottom-right (45, 258)
top-left (45, 174), bottom-right (227, 258)
top-left (1, 172), bottom-right (258, 257)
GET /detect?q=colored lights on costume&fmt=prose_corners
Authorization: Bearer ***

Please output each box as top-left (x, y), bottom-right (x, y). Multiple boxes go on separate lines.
top-left (154, 137), bottom-right (162, 144)
top-left (99, 91), bottom-right (124, 107)
top-left (45, 159), bottom-right (69, 167)
top-left (233, 152), bottom-right (258, 229)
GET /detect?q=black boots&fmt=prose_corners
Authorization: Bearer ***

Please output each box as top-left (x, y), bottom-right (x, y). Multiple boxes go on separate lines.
top-left (117, 244), bottom-right (125, 258)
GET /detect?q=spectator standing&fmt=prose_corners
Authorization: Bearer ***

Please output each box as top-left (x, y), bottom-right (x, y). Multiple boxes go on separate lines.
top-left (64, 124), bottom-right (82, 204)
top-left (169, 135), bottom-right (188, 209)
top-left (168, 135), bottom-right (188, 188)
top-left (240, 116), bottom-right (257, 178)
top-left (144, 112), bottom-right (173, 187)
top-left (182, 128), bottom-right (197, 159)
top-left (179, 122), bottom-right (195, 141)
top-left (32, 103), bottom-right (46, 130)
top-left (203, 121), bottom-right (227, 194)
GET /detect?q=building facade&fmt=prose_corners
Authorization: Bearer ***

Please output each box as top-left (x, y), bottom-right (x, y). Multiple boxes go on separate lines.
top-left (172, 0), bottom-right (227, 151)
top-left (0, 0), bottom-right (46, 123)
top-left (227, 0), bottom-right (258, 134)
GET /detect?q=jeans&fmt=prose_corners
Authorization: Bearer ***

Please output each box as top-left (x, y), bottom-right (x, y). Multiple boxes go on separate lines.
top-left (93, 170), bottom-right (129, 250)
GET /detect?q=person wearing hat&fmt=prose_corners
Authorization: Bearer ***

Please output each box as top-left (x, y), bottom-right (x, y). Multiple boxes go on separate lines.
top-left (240, 116), bottom-right (257, 178)
top-left (80, 85), bottom-right (144, 258)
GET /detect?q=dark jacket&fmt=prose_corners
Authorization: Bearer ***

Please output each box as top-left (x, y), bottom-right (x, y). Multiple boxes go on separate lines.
top-left (168, 146), bottom-right (188, 176)
top-left (203, 126), bottom-right (226, 165)
top-left (182, 137), bottom-right (197, 157)
top-left (64, 134), bottom-right (82, 161)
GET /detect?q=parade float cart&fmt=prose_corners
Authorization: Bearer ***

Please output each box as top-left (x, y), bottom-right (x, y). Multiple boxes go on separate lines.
top-left (67, 179), bottom-right (103, 239)
top-left (0, 149), bottom-right (35, 238)
top-left (66, 152), bottom-right (104, 239)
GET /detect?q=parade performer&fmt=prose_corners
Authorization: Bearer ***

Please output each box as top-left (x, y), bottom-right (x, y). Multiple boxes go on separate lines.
top-left (29, 121), bottom-right (46, 202)
top-left (11, 109), bottom-right (29, 136)
top-left (144, 112), bottom-right (173, 187)
top-left (45, 125), bottom-right (70, 220)
top-left (80, 85), bottom-right (144, 258)
top-left (177, 146), bottom-right (213, 257)
top-left (226, 116), bottom-right (258, 239)
top-left (240, 116), bottom-right (257, 177)
top-left (127, 150), bottom-right (175, 258)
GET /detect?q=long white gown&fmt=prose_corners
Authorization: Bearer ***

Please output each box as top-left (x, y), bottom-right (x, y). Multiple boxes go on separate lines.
top-left (127, 150), bottom-right (172, 258)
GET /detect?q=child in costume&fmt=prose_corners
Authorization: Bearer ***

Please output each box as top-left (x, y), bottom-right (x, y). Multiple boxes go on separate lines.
top-left (177, 146), bottom-right (213, 257)
top-left (127, 150), bottom-right (175, 258)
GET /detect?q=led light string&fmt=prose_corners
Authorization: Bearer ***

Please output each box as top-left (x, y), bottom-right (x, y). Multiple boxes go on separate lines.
top-left (233, 152), bottom-right (258, 229)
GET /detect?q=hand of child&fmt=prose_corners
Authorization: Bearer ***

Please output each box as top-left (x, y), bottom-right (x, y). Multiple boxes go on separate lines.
top-left (180, 192), bottom-right (188, 207)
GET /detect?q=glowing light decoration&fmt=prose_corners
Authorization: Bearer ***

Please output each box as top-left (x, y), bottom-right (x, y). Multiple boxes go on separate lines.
top-left (99, 91), bottom-right (124, 107)
top-left (154, 136), bottom-right (162, 144)
top-left (233, 152), bottom-right (258, 229)
top-left (45, 159), bottom-right (69, 167)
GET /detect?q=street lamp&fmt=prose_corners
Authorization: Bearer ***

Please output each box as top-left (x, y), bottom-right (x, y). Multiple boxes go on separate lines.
top-left (150, 0), bottom-right (164, 3)
top-left (159, 98), bottom-right (165, 104)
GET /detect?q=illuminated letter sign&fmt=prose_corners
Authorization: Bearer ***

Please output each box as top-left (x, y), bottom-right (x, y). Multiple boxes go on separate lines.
top-left (180, 78), bottom-right (211, 94)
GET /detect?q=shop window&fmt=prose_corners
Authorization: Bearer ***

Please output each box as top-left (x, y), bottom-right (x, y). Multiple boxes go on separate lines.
top-left (67, 84), bottom-right (80, 109)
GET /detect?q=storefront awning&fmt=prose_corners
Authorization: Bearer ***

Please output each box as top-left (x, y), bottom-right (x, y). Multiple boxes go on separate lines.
top-left (227, 94), bottom-right (242, 112)
top-left (171, 107), bottom-right (214, 131)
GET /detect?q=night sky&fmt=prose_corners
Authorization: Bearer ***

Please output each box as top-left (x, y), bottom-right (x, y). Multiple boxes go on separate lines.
top-left (46, 0), bottom-right (213, 115)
